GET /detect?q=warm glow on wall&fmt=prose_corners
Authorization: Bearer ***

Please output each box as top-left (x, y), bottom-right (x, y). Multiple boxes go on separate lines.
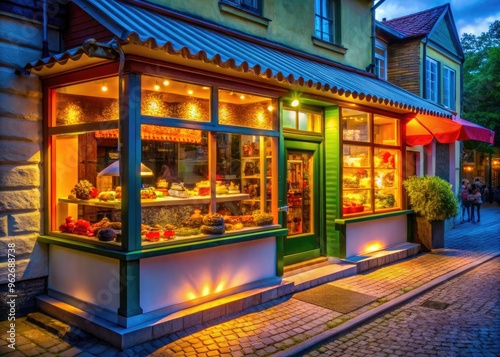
top-left (185, 280), bottom-right (227, 301)
top-left (363, 241), bottom-right (383, 253)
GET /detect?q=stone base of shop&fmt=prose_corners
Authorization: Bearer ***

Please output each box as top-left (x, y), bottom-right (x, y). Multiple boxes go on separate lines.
top-left (34, 242), bottom-right (420, 349)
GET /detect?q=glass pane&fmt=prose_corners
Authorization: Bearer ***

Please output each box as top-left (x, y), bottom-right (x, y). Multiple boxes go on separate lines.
top-left (286, 151), bottom-right (314, 235)
top-left (52, 131), bottom-right (123, 246)
top-left (342, 108), bottom-right (370, 142)
top-left (141, 75), bottom-right (210, 121)
top-left (216, 134), bottom-right (275, 226)
top-left (283, 109), bottom-right (297, 129)
top-left (342, 145), bottom-right (372, 214)
top-left (374, 148), bottom-right (400, 211)
top-left (240, 135), bottom-right (273, 215)
top-left (374, 115), bottom-right (399, 145)
top-left (54, 77), bottom-right (119, 126)
top-left (218, 89), bottom-right (275, 130)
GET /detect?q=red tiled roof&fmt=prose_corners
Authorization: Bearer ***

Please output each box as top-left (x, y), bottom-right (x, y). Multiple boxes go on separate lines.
top-left (381, 4), bottom-right (449, 38)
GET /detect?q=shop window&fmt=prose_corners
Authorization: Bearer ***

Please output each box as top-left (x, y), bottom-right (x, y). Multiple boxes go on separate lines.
top-left (426, 57), bottom-right (438, 103)
top-left (342, 108), bottom-right (400, 216)
top-left (218, 89), bottom-right (275, 130)
top-left (141, 75), bottom-right (210, 122)
top-left (49, 118), bottom-right (277, 246)
top-left (54, 76), bottom-right (119, 126)
top-left (283, 108), bottom-right (322, 133)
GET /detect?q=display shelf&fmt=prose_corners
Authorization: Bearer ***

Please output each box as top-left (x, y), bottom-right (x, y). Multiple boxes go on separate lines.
top-left (58, 193), bottom-right (251, 208)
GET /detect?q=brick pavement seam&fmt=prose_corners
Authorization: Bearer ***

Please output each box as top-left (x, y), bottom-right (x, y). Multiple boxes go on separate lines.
top-left (271, 251), bottom-right (500, 357)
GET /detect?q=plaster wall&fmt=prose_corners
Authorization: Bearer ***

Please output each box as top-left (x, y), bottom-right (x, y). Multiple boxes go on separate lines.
top-left (140, 237), bottom-right (276, 313)
top-left (150, 0), bottom-right (372, 70)
top-left (345, 215), bottom-right (407, 257)
top-left (48, 245), bottom-right (121, 313)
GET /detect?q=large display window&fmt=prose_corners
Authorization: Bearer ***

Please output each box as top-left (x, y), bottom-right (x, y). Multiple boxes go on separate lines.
top-left (341, 108), bottom-right (401, 216)
top-left (49, 77), bottom-right (279, 248)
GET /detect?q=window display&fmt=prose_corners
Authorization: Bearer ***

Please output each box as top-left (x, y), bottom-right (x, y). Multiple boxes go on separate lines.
top-left (50, 76), bottom-right (276, 247)
top-left (341, 108), bottom-right (401, 216)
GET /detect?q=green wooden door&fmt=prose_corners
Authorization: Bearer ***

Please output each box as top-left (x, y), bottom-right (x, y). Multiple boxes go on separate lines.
top-left (283, 140), bottom-right (322, 265)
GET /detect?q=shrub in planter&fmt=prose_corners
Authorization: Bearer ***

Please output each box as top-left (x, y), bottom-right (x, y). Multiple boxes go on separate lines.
top-left (403, 175), bottom-right (459, 251)
top-left (403, 175), bottom-right (459, 221)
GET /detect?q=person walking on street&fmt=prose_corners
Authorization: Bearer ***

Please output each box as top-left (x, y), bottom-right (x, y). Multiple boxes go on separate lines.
top-left (460, 179), bottom-right (471, 223)
top-left (470, 186), bottom-right (483, 223)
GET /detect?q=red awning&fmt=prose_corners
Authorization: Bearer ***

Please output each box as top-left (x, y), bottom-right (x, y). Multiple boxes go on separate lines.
top-left (406, 115), bottom-right (495, 146)
top-left (452, 116), bottom-right (495, 144)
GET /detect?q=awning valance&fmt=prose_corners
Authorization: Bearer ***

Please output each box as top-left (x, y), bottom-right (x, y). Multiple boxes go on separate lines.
top-left (406, 115), bottom-right (495, 146)
top-left (26, 0), bottom-right (454, 119)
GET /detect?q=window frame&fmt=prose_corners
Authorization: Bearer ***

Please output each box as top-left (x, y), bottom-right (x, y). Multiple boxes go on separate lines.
top-left (375, 40), bottom-right (387, 80)
top-left (425, 57), bottom-right (438, 103)
top-left (341, 108), bottom-right (402, 217)
top-left (443, 66), bottom-right (456, 110)
top-left (314, 0), bottom-right (340, 44)
top-left (220, 0), bottom-right (262, 16)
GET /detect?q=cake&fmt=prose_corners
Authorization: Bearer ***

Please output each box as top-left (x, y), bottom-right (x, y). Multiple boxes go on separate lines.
top-left (168, 182), bottom-right (189, 198)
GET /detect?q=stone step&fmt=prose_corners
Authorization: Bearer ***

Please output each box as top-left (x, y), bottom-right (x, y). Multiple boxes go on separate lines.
top-left (341, 242), bottom-right (421, 273)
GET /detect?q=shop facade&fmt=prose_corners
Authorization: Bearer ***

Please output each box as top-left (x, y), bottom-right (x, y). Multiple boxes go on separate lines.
top-left (2, 0), bottom-right (468, 347)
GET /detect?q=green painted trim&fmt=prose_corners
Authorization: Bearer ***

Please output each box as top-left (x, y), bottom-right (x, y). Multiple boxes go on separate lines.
top-left (276, 235), bottom-right (284, 277)
top-left (407, 213), bottom-right (415, 243)
top-left (283, 249), bottom-right (321, 266)
top-left (121, 73), bottom-right (143, 251)
top-left (337, 224), bottom-right (347, 259)
top-left (335, 210), bottom-right (414, 226)
top-left (118, 260), bottom-right (143, 317)
top-left (38, 228), bottom-right (288, 261)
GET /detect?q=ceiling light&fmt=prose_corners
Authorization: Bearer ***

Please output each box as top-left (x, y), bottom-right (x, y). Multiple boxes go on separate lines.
top-left (101, 83), bottom-right (108, 92)
top-left (154, 82), bottom-right (160, 91)
top-left (291, 98), bottom-right (300, 107)
top-left (97, 161), bottom-right (154, 177)
top-left (163, 80), bottom-right (169, 86)
top-left (240, 95), bottom-right (245, 100)
top-left (188, 89), bottom-right (194, 95)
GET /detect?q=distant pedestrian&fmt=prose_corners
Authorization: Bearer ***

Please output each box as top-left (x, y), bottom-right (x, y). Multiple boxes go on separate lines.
top-left (460, 179), bottom-right (471, 223)
top-left (470, 186), bottom-right (483, 223)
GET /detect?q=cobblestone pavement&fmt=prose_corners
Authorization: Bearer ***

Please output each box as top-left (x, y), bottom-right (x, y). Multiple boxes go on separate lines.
top-left (304, 256), bottom-right (500, 357)
top-left (1, 204), bottom-right (499, 357)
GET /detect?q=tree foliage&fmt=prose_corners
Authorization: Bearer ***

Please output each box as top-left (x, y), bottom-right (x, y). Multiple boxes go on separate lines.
top-left (461, 21), bottom-right (500, 151)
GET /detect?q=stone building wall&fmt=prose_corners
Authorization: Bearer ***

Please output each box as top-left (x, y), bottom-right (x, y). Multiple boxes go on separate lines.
top-left (0, 5), bottom-right (63, 317)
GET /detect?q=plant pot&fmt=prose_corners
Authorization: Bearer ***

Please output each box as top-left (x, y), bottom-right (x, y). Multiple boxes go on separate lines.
top-left (414, 216), bottom-right (444, 252)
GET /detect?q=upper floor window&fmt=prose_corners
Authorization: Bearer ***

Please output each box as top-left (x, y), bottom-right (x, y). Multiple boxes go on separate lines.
top-left (443, 66), bottom-right (456, 110)
top-left (315, 0), bottom-right (336, 43)
top-left (425, 57), bottom-right (438, 102)
top-left (375, 41), bottom-right (387, 80)
top-left (220, 0), bottom-right (261, 16)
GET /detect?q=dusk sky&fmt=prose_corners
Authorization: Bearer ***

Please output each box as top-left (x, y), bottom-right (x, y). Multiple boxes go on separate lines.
top-left (375, 0), bottom-right (500, 37)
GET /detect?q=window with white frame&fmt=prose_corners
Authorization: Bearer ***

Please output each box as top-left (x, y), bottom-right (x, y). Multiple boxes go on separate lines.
top-left (443, 66), bottom-right (456, 110)
top-left (220, 0), bottom-right (261, 15)
top-left (315, 0), bottom-right (336, 43)
top-left (426, 57), bottom-right (438, 102)
top-left (375, 41), bottom-right (387, 80)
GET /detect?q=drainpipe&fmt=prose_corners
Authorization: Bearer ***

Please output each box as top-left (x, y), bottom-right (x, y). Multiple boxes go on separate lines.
top-left (42, 0), bottom-right (49, 57)
top-left (370, 0), bottom-right (386, 75)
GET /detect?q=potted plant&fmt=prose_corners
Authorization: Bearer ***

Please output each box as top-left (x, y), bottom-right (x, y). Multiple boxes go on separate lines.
top-left (403, 175), bottom-right (459, 251)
